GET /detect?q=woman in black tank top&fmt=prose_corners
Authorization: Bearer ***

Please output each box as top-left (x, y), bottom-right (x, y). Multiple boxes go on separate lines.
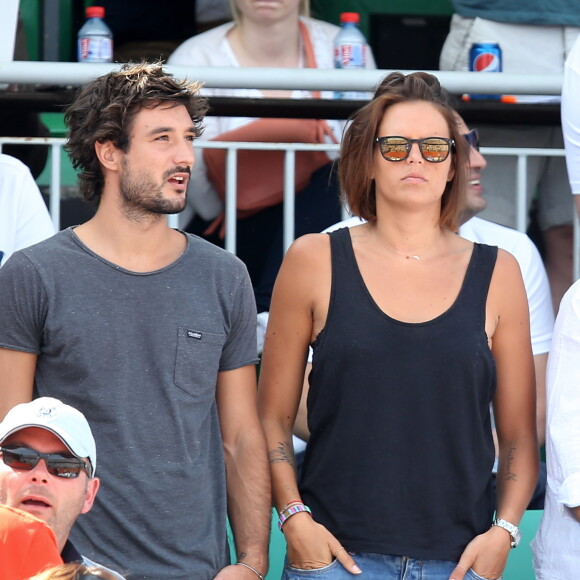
top-left (259, 72), bottom-right (539, 580)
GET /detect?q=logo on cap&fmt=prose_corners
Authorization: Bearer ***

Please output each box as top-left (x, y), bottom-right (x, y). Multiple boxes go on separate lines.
top-left (36, 405), bottom-right (57, 418)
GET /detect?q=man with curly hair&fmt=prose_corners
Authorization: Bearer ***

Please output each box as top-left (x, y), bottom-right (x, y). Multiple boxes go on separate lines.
top-left (0, 62), bottom-right (270, 580)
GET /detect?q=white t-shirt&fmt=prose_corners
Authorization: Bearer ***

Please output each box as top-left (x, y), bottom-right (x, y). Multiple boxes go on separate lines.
top-left (168, 17), bottom-right (375, 224)
top-left (532, 280), bottom-right (580, 579)
top-left (0, 154), bottom-right (55, 267)
top-left (562, 33), bottom-right (580, 195)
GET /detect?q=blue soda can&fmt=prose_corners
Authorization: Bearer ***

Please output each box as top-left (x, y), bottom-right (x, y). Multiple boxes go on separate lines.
top-left (468, 42), bottom-right (502, 100)
top-left (469, 42), bottom-right (502, 72)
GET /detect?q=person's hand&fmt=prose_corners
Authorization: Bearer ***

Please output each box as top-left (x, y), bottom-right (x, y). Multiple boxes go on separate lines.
top-left (214, 563), bottom-right (265, 579)
top-left (282, 512), bottom-right (361, 574)
top-left (448, 526), bottom-right (511, 580)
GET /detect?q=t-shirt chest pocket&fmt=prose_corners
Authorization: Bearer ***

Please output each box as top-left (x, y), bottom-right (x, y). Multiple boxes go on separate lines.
top-left (174, 326), bottom-right (226, 397)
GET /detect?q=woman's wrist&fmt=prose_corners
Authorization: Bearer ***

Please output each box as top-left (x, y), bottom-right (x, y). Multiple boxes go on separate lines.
top-left (278, 501), bottom-right (312, 530)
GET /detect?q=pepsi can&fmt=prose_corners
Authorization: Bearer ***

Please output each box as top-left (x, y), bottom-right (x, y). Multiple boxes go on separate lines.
top-left (469, 42), bottom-right (502, 72)
top-left (468, 42), bottom-right (502, 100)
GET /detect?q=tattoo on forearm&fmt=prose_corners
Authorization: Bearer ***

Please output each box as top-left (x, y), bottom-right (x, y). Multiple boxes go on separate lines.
top-left (268, 441), bottom-right (295, 467)
top-left (504, 446), bottom-right (517, 481)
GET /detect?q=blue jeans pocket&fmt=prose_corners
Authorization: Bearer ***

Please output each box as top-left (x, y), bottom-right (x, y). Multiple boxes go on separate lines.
top-left (466, 569), bottom-right (501, 580)
top-left (283, 559), bottom-right (343, 579)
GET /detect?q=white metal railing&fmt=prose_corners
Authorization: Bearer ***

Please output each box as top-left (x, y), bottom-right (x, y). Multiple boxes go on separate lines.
top-left (0, 136), bottom-right (578, 280)
top-left (0, 61), bottom-right (564, 96)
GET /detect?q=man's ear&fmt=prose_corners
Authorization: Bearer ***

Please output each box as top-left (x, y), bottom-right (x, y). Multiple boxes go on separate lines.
top-left (80, 476), bottom-right (100, 514)
top-left (95, 141), bottom-right (120, 172)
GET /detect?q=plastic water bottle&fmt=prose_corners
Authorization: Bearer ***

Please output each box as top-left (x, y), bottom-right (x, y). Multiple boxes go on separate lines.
top-left (78, 6), bottom-right (113, 63)
top-left (333, 12), bottom-right (367, 100)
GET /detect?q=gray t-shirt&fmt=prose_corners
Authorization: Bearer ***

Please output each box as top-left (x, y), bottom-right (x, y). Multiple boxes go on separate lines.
top-left (0, 229), bottom-right (259, 580)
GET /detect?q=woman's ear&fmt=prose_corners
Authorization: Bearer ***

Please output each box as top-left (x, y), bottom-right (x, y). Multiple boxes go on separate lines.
top-left (447, 159), bottom-right (455, 182)
top-left (369, 149), bottom-right (378, 181)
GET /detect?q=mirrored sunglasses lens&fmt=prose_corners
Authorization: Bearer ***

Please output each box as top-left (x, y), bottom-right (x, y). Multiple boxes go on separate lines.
top-left (380, 138), bottom-right (409, 161)
top-left (47, 461), bottom-right (82, 478)
top-left (420, 139), bottom-right (450, 162)
top-left (2, 449), bottom-right (38, 470)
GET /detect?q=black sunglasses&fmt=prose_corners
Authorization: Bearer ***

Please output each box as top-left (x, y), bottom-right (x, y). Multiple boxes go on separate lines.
top-left (376, 136), bottom-right (455, 163)
top-left (463, 128), bottom-right (480, 151)
top-left (0, 446), bottom-right (90, 479)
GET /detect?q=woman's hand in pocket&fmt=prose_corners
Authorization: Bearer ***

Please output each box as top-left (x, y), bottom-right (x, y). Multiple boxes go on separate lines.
top-left (283, 513), bottom-right (361, 574)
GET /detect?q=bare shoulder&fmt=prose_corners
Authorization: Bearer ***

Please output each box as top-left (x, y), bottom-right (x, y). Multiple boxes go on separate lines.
top-left (271, 233), bottom-right (332, 333)
top-left (492, 248), bottom-right (524, 282)
top-left (281, 233), bottom-right (331, 273)
top-left (286, 232), bottom-right (331, 255)
top-left (489, 248), bottom-right (527, 315)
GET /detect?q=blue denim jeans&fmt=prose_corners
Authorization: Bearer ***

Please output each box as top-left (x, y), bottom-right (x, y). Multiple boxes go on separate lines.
top-left (281, 552), bottom-right (499, 580)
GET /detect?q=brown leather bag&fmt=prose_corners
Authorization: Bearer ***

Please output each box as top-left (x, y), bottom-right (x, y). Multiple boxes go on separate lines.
top-left (203, 20), bottom-right (338, 225)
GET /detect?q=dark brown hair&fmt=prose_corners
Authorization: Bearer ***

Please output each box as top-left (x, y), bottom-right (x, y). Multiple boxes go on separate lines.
top-left (64, 62), bottom-right (207, 205)
top-left (339, 71), bottom-right (469, 232)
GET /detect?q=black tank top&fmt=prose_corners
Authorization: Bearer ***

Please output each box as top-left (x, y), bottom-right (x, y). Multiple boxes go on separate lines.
top-left (300, 227), bottom-right (498, 561)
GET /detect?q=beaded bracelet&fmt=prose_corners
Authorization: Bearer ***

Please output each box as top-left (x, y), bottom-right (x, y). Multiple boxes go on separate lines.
top-left (278, 502), bottom-right (312, 530)
top-left (236, 561), bottom-right (265, 580)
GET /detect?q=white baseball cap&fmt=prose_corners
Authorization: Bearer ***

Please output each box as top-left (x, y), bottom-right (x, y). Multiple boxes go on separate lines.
top-left (0, 397), bottom-right (97, 477)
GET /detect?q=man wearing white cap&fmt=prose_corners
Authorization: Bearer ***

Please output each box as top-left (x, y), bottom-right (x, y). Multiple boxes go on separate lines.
top-left (0, 397), bottom-right (125, 579)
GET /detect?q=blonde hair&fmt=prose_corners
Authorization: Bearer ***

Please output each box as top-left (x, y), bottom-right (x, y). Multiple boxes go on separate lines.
top-left (228, 0), bottom-right (310, 22)
top-left (30, 563), bottom-right (121, 580)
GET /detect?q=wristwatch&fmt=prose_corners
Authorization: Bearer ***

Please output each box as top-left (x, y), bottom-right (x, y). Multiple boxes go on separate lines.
top-left (492, 518), bottom-right (521, 548)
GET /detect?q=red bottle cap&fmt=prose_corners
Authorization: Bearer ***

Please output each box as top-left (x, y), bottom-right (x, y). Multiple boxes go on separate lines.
top-left (340, 12), bottom-right (360, 24)
top-left (86, 6), bottom-right (105, 18)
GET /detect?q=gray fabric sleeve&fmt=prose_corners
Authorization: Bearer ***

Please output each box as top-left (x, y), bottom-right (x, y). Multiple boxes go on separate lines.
top-left (219, 268), bottom-right (259, 371)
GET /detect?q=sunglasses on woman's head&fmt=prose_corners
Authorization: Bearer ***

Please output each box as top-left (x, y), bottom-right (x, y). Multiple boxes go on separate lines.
top-left (375, 136), bottom-right (455, 163)
top-left (0, 446), bottom-right (90, 479)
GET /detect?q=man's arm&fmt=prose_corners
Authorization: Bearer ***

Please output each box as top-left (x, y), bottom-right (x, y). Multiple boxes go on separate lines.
top-left (215, 365), bottom-right (270, 580)
top-left (0, 348), bottom-right (36, 419)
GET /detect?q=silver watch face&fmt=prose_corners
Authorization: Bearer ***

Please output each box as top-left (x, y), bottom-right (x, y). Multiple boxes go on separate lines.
top-left (513, 528), bottom-right (522, 547)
